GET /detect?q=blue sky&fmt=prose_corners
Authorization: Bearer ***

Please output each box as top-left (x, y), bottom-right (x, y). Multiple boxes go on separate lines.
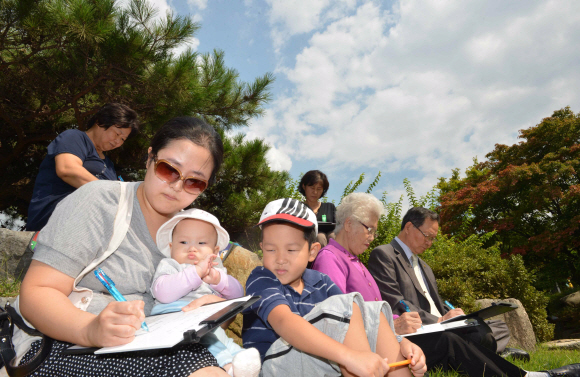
top-left (145, 0), bottom-right (580, 205)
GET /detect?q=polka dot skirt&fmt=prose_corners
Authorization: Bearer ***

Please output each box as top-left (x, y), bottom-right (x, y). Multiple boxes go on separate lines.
top-left (20, 340), bottom-right (219, 376)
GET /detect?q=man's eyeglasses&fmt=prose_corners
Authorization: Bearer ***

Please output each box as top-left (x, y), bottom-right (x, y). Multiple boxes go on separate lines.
top-left (154, 158), bottom-right (208, 195)
top-left (358, 221), bottom-right (377, 238)
top-left (413, 223), bottom-right (437, 243)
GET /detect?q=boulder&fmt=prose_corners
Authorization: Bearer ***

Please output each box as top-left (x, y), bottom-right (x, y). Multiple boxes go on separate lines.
top-left (224, 244), bottom-right (262, 289)
top-left (475, 298), bottom-right (536, 351)
top-left (561, 291), bottom-right (580, 307)
top-left (544, 339), bottom-right (580, 350)
top-left (0, 228), bottom-right (34, 280)
top-left (223, 244), bottom-right (262, 345)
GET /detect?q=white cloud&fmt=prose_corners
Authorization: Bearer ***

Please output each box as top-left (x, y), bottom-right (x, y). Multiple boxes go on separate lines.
top-left (187, 0), bottom-right (207, 10)
top-left (191, 13), bottom-right (203, 23)
top-left (266, 0), bottom-right (357, 50)
top-left (266, 147), bottom-right (293, 171)
top-left (254, 0), bottom-right (580, 197)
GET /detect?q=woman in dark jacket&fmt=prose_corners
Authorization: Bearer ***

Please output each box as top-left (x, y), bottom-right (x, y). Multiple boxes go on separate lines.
top-left (300, 170), bottom-right (336, 246)
top-left (27, 103), bottom-right (139, 231)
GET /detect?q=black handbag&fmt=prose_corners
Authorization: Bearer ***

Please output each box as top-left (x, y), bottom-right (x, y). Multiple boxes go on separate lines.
top-left (0, 303), bottom-right (53, 377)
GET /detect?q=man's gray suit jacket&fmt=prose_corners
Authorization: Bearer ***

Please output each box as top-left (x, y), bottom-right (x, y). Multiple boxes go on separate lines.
top-left (367, 239), bottom-right (448, 324)
top-left (368, 239), bottom-right (511, 353)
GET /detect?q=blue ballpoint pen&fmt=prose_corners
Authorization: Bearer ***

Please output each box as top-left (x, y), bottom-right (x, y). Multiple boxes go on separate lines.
top-left (399, 300), bottom-right (411, 313)
top-left (445, 300), bottom-right (455, 309)
top-left (94, 268), bottom-right (149, 332)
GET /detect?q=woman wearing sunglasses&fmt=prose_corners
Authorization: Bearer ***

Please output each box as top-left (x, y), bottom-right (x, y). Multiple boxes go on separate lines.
top-left (17, 117), bottom-right (231, 376)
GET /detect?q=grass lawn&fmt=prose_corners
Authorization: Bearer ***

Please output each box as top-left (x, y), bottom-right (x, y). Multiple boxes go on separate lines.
top-left (427, 345), bottom-right (580, 376)
top-left (0, 276), bottom-right (20, 298)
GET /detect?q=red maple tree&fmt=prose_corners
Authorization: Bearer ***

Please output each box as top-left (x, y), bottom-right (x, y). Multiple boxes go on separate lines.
top-left (438, 107), bottom-right (580, 286)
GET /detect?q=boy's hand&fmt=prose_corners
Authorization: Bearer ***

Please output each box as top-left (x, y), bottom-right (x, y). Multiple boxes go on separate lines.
top-left (399, 338), bottom-right (427, 377)
top-left (202, 264), bottom-right (221, 285)
top-left (342, 349), bottom-right (390, 377)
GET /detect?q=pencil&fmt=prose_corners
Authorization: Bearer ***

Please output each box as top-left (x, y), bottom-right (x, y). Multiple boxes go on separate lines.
top-left (388, 359), bottom-right (412, 368)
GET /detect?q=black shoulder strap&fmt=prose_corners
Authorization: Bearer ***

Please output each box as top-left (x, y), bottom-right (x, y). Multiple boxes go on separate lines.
top-left (0, 308), bottom-right (16, 370)
top-left (1, 305), bottom-right (53, 377)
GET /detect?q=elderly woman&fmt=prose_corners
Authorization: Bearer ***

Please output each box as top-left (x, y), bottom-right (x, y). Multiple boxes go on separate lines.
top-left (26, 103), bottom-right (139, 231)
top-left (299, 170), bottom-right (336, 246)
top-left (311, 192), bottom-right (384, 299)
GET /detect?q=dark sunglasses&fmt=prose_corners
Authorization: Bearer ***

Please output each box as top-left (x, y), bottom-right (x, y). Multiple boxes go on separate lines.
top-left (154, 158), bottom-right (208, 195)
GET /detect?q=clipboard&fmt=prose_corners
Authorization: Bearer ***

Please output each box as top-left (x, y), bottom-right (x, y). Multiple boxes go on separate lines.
top-left (63, 295), bottom-right (260, 355)
top-left (181, 296), bottom-right (260, 344)
top-left (441, 302), bottom-right (518, 324)
top-left (317, 222), bottom-right (336, 233)
top-left (401, 318), bottom-right (480, 337)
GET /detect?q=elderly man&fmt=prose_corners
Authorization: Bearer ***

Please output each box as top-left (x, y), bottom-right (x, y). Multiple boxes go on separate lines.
top-left (368, 207), bottom-right (523, 357)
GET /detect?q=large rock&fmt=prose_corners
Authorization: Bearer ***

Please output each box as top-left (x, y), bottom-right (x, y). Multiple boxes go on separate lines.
top-left (224, 244), bottom-right (262, 345)
top-left (544, 339), bottom-right (580, 350)
top-left (0, 228), bottom-right (34, 280)
top-left (561, 291), bottom-right (580, 307)
top-left (224, 244), bottom-right (262, 289)
top-left (475, 298), bottom-right (536, 351)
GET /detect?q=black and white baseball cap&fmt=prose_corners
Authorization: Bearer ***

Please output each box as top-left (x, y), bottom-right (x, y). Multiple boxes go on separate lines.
top-left (258, 198), bottom-right (318, 234)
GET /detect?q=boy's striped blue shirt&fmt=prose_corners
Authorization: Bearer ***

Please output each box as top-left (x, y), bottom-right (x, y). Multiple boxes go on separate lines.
top-left (242, 266), bottom-right (343, 361)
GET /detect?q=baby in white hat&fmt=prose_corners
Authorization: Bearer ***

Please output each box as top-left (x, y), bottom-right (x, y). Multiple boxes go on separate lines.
top-left (151, 208), bottom-right (260, 377)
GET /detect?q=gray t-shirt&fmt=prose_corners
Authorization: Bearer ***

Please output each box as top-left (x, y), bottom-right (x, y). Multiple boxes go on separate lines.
top-left (33, 180), bottom-right (164, 315)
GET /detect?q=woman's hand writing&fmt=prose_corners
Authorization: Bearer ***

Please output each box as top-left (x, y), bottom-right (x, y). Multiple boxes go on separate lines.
top-left (85, 300), bottom-right (145, 347)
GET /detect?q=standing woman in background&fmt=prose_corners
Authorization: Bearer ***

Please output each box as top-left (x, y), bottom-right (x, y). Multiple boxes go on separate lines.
top-left (300, 170), bottom-right (336, 247)
top-left (26, 103), bottom-right (139, 231)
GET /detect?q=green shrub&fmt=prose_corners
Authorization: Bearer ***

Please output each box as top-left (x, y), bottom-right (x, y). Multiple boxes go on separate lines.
top-left (423, 233), bottom-right (554, 341)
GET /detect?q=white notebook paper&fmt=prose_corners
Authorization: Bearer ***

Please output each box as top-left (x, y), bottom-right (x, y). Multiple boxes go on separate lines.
top-left (400, 319), bottom-right (477, 337)
top-left (97, 296), bottom-right (252, 354)
top-left (66, 296), bottom-right (253, 355)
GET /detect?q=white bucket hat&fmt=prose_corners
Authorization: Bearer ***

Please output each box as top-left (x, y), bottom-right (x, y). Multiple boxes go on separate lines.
top-left (156, 208), bottom-right (230, 258)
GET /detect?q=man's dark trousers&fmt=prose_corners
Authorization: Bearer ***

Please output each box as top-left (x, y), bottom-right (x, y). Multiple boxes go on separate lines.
top-left (410, 331), bottom-right (525, 377)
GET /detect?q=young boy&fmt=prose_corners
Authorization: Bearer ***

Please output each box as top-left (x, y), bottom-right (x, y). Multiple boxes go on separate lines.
top-left (242, 199), bottom-right (427, 377)
top-left (151, 209), bottom-right (260, 377)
